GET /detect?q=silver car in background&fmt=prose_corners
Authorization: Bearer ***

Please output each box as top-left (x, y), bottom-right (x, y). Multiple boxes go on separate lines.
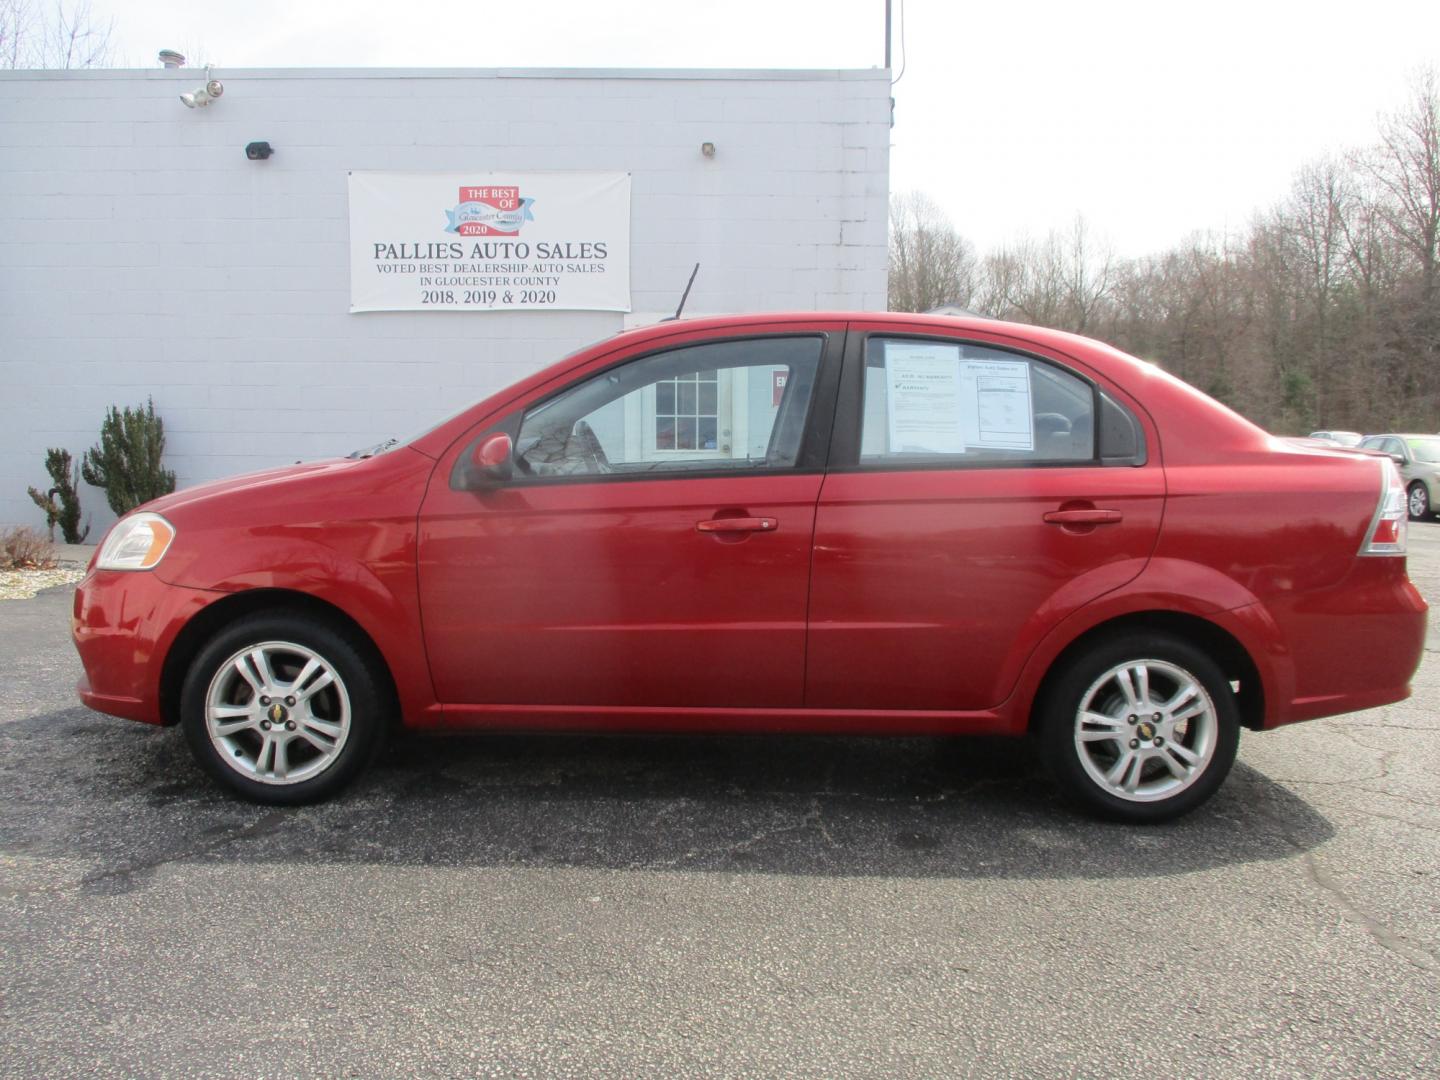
top-left (1308, 430), bottom-right (1364, 447)
top-left (1359, 434), bottom-right (1440, 519)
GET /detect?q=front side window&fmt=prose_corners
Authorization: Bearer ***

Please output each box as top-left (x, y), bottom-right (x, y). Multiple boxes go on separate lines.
top-left (859, 337), bottom-right (1099, 466)
top-left (1406, 438), bottom-right (1440, 464)
top-left (513, 336), bottom-right (823, 479)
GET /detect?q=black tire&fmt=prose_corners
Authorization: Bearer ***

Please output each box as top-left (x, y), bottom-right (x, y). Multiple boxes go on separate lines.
top-left (1038, 632), bottom-right (1240, 823)
top-left (1407, 482), bottom-right (1430, 522)
top-left (180, 611), bottom-right (388, 805)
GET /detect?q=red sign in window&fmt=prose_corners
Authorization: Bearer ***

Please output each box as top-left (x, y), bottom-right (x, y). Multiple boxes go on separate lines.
top-left (772, 369), bottom-right (788, 407)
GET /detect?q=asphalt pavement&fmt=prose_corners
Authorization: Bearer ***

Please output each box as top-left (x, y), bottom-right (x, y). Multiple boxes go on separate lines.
top-left (2, 531), bottom-right (1437, 1077)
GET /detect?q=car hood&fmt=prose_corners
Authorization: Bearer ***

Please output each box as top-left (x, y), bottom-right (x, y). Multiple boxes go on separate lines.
top-left (121, 448), bottom-right (436, 590)
top-left (137, 458), bottom-right (360, 520)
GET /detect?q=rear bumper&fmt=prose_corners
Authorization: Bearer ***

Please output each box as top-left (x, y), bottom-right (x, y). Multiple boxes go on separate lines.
top-left (1268, 574), bottom-right (1427, 728)
top-left (72, 569), bottom-right (219, 725)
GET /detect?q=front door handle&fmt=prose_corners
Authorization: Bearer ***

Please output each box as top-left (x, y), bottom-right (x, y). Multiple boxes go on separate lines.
top-left (696, 517), bottom-right (778, 533)
top-left (1043, 508), bottom-right (1123, 525)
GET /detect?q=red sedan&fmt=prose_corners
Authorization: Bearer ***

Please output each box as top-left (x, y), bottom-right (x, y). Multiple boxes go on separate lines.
top-left (72, 314), bottom-right (1427, 820)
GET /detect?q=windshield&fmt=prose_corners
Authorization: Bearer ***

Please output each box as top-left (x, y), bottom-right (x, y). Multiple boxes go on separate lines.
top-left (347, 403), bottom-right (477, 459)
top-left (348, 342), bottom-right (601, 458)
top-left (1406, 438), bottom-right (1440, 464)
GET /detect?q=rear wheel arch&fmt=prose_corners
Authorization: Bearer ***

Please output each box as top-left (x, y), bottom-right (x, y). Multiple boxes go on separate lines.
top-left (160, 589), bottom-right (400, 729)
top-left (1027, 610), bottom-right (1265, 733)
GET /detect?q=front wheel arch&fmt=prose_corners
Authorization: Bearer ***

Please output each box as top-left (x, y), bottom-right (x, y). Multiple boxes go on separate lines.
top-left (1028, 610), bottom-right (1265, 733)
top-left (160, 588), bottom-right (399, 730)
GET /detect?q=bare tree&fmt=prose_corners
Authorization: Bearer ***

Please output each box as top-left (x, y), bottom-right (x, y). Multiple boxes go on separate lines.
top-left (977, 216), bottom-right (1113, 333)
top-left (1338, 169), bottom-right (1402, 313)
top-left (887, 192), bottom-right (978, 312)
top-left (1059, 216), bottom-right (1115, 334)
top-left (1280, 158), bottom-right (1350, 422)
top-left (1371, 70), bottom-right (1440, 302)
top-left (1, 0), bottom-right (113, 69)
top-left (979, 234), bottom-right (1066, 327)
top-left (1351, 69), bottom-right (1440, 417)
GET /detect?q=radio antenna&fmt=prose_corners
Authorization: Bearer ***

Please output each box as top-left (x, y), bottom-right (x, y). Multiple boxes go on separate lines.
top-left (663, 263), bottom-right (700, 321)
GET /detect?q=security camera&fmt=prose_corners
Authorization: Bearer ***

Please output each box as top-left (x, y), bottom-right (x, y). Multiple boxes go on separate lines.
top-left (180, 79), bottom-right (224, 108)
top-left (245, 141), bottom-right (274, 161)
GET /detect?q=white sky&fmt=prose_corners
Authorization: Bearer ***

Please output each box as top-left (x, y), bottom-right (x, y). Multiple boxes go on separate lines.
top-left (94, 0), bottom-right (1440, 257)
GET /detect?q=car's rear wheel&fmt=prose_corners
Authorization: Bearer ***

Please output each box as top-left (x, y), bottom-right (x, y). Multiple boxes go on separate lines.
top-left (1407, 482), bottom-right (1430, 521)
top-left (1039, 633), bottom-right (1240, 822)
top-left (180, 612), bottom-right (386, 804)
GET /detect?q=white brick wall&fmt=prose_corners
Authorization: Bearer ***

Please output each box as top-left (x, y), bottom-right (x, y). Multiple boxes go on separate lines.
top-left (0, 67), bottom-right (890, 532)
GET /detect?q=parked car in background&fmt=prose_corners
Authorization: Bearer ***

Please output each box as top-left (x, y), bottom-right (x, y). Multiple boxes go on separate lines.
top-left (1308, 430), bottom-right (1364, 447)
top-left (72, 314), bottom-right (1428, 822)
top-left (1358, 434), bottom-right (1440, 520)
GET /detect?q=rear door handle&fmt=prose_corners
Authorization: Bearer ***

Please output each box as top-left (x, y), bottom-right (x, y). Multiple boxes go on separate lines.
top-left (1043, 509), bottom-right (1123, 525)
top-left (696, 517), bottom-right (778, 533)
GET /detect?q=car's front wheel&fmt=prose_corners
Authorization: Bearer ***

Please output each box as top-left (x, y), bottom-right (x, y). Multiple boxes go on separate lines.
top-left (180, 612), bottom-right (387, 804)
top-left (1039, 633), bottom-right (1240, 822)
top-left (1407, 482), bottom-right (1430, 521)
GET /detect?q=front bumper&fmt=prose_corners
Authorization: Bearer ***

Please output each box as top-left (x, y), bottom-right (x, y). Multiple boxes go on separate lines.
top-left (72, 569), bottom-right (219, 725)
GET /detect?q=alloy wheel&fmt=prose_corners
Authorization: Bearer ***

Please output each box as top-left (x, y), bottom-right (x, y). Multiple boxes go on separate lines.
top-left (1072, 658), bottom-right (1218, 803)
top-left (204, 640), bottom-right (352, 785)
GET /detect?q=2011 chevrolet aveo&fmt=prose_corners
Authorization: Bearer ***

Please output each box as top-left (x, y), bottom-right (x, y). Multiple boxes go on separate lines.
top-left (73, 314), bottom-right (1428, 821)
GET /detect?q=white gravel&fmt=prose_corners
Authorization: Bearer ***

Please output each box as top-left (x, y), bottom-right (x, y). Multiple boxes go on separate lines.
top-left (0, 568), bottom-right (85, 600)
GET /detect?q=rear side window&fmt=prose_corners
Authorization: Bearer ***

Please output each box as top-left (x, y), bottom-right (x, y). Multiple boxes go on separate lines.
top-left (859, 337), bottom-right (1097, 465)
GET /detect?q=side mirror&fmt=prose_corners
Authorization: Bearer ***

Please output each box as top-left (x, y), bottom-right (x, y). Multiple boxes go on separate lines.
top-left (466, 432), bottom-right (513, 488)
top-left (1390, 453), bottom-right (1407, 467)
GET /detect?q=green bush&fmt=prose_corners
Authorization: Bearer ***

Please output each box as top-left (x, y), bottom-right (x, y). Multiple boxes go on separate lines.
top-left (81, 398), bottom-right (177, 517)
top-left (27, 448), bottom-right (90, 544)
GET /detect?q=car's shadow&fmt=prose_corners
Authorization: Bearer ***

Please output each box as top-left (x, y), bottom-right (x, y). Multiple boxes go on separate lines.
top-left (1, 708), bottom-right (1334, 893)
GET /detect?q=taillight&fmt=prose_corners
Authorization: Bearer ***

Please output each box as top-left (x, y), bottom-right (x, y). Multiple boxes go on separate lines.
top-left (1361, 460), bottom-right (1407, 556)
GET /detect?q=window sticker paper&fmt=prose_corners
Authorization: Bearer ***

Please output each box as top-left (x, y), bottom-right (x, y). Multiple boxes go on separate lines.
top-left (961, 358), bottom-right (1033, 451)
top-left (884, 341), bottom-right (965, 454)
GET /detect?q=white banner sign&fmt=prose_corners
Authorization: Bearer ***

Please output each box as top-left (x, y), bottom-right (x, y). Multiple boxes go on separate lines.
top-left (348, 171), bottom-right (631, 313)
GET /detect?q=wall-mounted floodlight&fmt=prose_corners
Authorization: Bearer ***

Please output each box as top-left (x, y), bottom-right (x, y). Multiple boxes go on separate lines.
top-left (181, 78), bottom-right (224, 109)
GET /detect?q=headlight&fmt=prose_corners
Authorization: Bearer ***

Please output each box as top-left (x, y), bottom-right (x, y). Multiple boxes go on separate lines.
top-left (97, 513), bottom-right (176, 571)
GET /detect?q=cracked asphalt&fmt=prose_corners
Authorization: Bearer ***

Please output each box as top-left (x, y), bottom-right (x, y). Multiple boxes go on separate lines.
top-left (2, 532), bottom-right (1438, 1078)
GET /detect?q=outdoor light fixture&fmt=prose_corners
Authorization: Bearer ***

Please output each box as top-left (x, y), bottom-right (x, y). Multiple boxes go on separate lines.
top-left (245, 141), bottom-right (274, 161)
top-left (180, 75), bottom-right (224, 109)
top-left (701, 141), bottom-right (716, 158)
